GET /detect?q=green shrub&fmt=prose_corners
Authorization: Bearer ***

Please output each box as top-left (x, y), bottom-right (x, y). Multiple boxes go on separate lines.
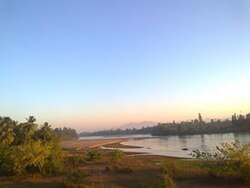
top-left (110, 149), bottom-right (124, 164)
top-left (86, 150), bottom-right (102, 161)
top-left (66, 155), bottom-right (86, 168)
top-left (0, 146), bottom-right (15, 175)
top-left (1, 141), bottom-right (54, 175)
top-left (43, 141), bottom-right (64, 175)
top-left (192, 141), bottom-right (250, 182)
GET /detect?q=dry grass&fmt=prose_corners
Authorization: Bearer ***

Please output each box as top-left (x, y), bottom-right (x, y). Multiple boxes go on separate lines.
top-left (0, 139), bottom-right (247, 188)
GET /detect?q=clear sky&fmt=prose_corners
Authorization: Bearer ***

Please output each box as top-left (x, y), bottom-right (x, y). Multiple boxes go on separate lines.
top-left (1, 0), bottom-right (250, 131)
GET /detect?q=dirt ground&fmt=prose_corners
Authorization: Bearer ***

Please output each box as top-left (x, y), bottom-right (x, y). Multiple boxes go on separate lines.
top-left (0, 139), bottom-right (247, 188)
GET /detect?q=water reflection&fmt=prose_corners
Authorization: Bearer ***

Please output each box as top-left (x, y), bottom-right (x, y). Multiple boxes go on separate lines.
top-left (178, 135), bottom-right (187, 148)
top-left (120, 133), bottom-right (250, 158)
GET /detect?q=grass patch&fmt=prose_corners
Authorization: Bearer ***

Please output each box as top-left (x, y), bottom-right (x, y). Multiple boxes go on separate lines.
top-left (0, 146), bottom-right (248, 188)
top-left (0, 183), bottom-right (65, 188)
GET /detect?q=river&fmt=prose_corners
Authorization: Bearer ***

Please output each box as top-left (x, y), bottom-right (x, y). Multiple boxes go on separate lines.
top-left (81, 132), bottom-right (250, 158)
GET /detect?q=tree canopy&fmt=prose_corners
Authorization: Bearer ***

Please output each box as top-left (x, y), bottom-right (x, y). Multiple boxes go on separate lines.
top-left (0, 116), bottom-right (78, 176)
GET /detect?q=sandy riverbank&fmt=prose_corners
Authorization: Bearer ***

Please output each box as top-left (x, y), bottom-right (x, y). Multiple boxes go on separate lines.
top-left (60, 138), bottom-right (133, 149)
top-left (61, 138), bottom-right (190, 159)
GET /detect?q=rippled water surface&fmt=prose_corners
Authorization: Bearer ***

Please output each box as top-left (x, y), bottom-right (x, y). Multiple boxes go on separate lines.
top-left (81, 133), bottom-right (250, 158)
top-left (119, 133), bottom-right (250, 158)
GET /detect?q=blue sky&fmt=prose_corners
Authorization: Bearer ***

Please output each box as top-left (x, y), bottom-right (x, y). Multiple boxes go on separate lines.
top-left (1, 0), bottom-right (250, 131)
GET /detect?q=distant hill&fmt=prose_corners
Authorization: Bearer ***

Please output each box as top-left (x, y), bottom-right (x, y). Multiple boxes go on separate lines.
top-left (119, 121), bottom-right (158, 130)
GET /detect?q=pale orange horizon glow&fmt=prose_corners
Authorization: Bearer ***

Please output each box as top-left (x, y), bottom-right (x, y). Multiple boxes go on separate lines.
top-left (45, 99), bottom-right (250, 132)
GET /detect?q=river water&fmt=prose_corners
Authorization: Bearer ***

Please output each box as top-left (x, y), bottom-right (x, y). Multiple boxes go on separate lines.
top-left (81, 132), bottom-right (250, 158)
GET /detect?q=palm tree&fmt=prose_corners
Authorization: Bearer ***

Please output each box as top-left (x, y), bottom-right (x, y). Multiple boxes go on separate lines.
top-left (0, 117), bottom-right (15, 146)
top-left (39, 122), bottom-right (54, 142)
top-left (26, 116), bottom-right (36, 123)
top-left (21, 116), bottom-right (38, 143)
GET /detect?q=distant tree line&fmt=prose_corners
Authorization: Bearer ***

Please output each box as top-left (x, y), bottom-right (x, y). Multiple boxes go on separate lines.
top-left (79, 126), bottom-right (155, 137)
top-left (54, 127), bottom-right (79, 140)
top-left (80, 113), bottom-right (250, 137)
top-left (0, 116), bottom-right (78, 176)
top-left (153, 113), bottom-right (250, 136)
top-left (232, 113), bottom-right (250, 129)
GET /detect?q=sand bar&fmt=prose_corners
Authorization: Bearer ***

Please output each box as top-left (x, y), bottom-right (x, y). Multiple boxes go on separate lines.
top-left (61, 138), bottom-right (128, 149)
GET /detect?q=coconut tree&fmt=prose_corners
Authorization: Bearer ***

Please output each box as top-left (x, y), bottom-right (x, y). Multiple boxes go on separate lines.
top-left (26, 116), bottom-right (36, 123)
top-left (0, 117), bottom-right (15, 146)
top-left (38, 122), bottom-right (54, 142)
top-left (20, 116), bottom-right (38, 143)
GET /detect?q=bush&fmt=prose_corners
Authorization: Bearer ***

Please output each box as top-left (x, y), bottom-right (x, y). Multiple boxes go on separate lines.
top-left (86, 150), bottom-right (102, 161)
top-left (1, 141), bottom-right (55, 175)
top-left (192, 141), bottom-right (250, 182)
top-left (43, 141), bottom-right (64, 175)
top-left (66, 155), bottom-right (86, 168)
top-left (110, 149), bottom-right (124, 163)
top-left (0, 146), bottom-right (15, 175)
